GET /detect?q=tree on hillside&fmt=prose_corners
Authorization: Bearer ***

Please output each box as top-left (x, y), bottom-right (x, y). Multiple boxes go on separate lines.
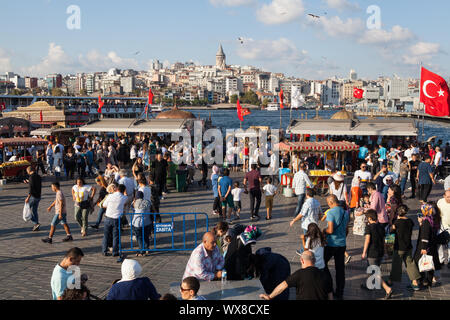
top-left (230, 94), bottom-right (238, 104)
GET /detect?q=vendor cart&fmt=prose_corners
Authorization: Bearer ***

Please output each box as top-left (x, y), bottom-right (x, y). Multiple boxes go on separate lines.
top-left (277, 141), bottom-right (359, 196)
top-left (0, 138), bottom-right (48, 181)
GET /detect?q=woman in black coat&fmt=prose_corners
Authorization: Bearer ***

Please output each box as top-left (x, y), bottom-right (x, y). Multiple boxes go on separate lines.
top-left (414, 204), bottom-right (441, 287)
top-left (249, 248), bottom-right (291, 300)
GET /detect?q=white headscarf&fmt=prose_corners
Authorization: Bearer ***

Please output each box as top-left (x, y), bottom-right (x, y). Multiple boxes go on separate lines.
top-left (119, 259), bottom-right (142, 282)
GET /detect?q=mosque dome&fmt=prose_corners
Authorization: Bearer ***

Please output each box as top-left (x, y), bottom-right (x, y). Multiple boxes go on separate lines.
top-left (155, 106), bottom-right (196, 120)
top-left (331, 109), bottom-right (357, 120)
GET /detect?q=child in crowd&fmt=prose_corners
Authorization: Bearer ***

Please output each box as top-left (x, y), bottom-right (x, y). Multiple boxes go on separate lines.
top-left (361, 209), bottom-right (393, 299)
top-left (353, 194), bottom-right (370, 236)
top-left (262, 177), bottom-right (278, 220)
top-left (303, 223), bottom-right (333, 300)
top-left (387, 205), bottom-right (421, 291)
top-left (231, 181), bottom-right (244, 220)
top-left (132, 191), bottom-right (152, 256)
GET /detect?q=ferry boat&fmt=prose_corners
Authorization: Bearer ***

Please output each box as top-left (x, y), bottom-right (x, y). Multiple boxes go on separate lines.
top-left (266, 103), bottom-right (279, 111)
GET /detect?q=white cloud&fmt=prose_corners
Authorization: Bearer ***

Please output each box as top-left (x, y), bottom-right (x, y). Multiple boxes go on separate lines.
top-left (256, 0), bottom-right (305, 25)
top-left (209, 0), bottom-right (255, 6)
top-left (402, 42), bottom-right (441, 65)
top-left (324, 0), bottom-right (360, 11)
top-left (0, 48), bottom-right (12, 73)
top-left (78, 50), bottom-right (139, 71)
top-left (24, 43), bottom-right (74, 76)
top-left (236, 38), bottom-right (308, 65)
top-left (316, 16), bottom-right (364, 37)
top-left (359, 25), bottom-right (415, 45)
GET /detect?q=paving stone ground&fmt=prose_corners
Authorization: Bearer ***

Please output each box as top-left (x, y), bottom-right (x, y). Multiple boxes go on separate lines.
top-left (0, 171), bottom-right (448, 300)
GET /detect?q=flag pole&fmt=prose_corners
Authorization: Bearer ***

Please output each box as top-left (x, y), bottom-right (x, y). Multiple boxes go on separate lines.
top-left (419, 62), bottom-right (425, 144)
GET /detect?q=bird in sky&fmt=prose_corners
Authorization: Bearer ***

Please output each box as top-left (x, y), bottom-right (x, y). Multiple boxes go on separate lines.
top-left (308, 13), bottom-right (320, 19)
top-left (133, 51), bottom-right (140, 55)
top-left (238, 37), bottom-right (244, 44)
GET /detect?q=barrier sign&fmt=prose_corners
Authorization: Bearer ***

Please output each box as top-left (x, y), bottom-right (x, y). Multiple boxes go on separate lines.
top-left (155, 223), bottom-right (173, 233)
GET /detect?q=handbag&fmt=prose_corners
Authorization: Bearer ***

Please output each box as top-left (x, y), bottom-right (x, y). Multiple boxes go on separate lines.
top-left (418, 254), bottom-right (435, 272)
top-left (436, 228), bottom-right (449, 245)
top-left (23, 203), bottom-right (32, 222)
top-left (80, 200), bottom-right (90, 209)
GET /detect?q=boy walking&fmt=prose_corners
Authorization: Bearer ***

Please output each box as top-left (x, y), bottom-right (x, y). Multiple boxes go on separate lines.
top-left (231, 181), bottom-right (244, 220)
top-left (263, 177), bottom-right (277, 220)
top-left (42, 182), bottom-right (73, 244)
top-left (361, 209), bottom-right (393, 299)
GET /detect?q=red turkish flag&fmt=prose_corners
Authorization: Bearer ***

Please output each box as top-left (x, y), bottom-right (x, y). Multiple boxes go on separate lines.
top-left (148, 88), bottom-right (154, 105)
top-left (40, 110), bottom-right (43, 122)
top-left (420, 67), bottom-right (450, 117)
top-left (0, 102), bottom-right (5, 111)
top-left (279, 89), bottom-right (284, 109)
top-left (237, 99), bottom-right (244, 122)
top-left (242, 108), bottom-right (251, 116)
top-left (97, 95), bottom-right (104, 114)
top-left (353, 87), bottom-right (364, 99)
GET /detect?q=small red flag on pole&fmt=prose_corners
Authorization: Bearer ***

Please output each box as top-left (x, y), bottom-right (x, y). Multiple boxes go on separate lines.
top-left (40, 110), bottom-right (43, 122)
top-left (279, 89), bottom-right (284, 109)
top-left (237, 99), bottom-right (244, 122)
top-left (97, 95), bottom-right (104, 113)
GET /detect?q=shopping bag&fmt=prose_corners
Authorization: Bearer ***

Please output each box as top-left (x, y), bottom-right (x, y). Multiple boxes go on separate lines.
top-left (23, 203), bottom-right (32, 222)
top-left (418, 254), bottom-right (435, 273)
top-left (384, 233), bottom-right (395, 256)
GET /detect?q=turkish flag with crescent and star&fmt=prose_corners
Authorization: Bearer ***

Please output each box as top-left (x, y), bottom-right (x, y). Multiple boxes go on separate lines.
top-left (145, 88), bottom-right (154, 114)
top-left (420, 67), bottom-right (450, 117)
top-left (353, 87), bottom-right (364, 99)
top-left (237, 99), bottom-right (244, 121)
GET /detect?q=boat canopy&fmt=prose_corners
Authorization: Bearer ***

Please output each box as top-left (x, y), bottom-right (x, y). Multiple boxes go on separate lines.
top-left (78, 118), bottom-right (187, 133)
top-left (278, 141), bottom-right (360, 152)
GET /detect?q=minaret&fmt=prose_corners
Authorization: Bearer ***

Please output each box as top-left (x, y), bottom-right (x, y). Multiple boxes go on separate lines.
top-left (216, 44), bottom-right (226, 70)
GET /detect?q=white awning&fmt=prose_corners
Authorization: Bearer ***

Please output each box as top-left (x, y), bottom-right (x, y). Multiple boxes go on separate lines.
top-left (287, 119), bottom-right (418, 136)
top-left (79, 119), bottom-right (187, 133)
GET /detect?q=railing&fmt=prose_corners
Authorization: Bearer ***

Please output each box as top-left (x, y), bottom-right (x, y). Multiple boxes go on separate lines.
top-left (118, 212), bottom-right (209, 255)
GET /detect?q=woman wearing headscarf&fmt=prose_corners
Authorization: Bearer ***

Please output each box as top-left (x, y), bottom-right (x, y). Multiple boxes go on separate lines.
top-left (414, 203), bottom-right (442, 288)
top-left (106, 259), bottom-right (161, 300)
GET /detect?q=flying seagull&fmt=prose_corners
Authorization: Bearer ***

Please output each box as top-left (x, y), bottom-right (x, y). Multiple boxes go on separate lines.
top-left (308, 13), bottom-right (320, 19)
top-left (238, 37), bottom-right (244, 44)
top-left (134, 51), bottom-right (141, 55)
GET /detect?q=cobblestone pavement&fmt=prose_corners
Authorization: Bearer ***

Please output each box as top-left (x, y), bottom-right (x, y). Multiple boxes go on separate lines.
top-left (0, 171), bottom-right (448, 300)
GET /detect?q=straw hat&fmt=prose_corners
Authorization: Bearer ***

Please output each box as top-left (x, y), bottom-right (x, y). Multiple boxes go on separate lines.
top-left (332, 172), bottom-right (345, 182)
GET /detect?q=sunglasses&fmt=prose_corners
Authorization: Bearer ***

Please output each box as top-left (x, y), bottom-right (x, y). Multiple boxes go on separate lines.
top-left (180, 286), bottom-right (191, 292)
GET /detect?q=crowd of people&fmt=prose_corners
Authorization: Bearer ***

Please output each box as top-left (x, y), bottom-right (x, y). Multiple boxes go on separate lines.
top-left (16, 131), bottom-right (450, 300)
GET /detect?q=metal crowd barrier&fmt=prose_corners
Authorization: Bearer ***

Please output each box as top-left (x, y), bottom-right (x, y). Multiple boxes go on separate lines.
top-left (118, 212), bottom-right (209, 255)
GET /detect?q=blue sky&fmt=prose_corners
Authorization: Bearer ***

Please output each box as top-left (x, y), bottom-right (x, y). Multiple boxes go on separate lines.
top-left (0, 0), bottom-right (448, 80)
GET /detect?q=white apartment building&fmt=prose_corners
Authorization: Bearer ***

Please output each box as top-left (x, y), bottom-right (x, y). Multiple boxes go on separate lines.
top-left (120, 76), bottom-right (135, 94)
top-left (225, 77), bottom-right (243, 94)
top-left (257, 73), bottom-right (270, 92)
top-left (321, 80), bottom-right (340, 106)
top-left (10, 75), bottom-right (25, 89)
top-left (86, 74), bottom-right (95, 94)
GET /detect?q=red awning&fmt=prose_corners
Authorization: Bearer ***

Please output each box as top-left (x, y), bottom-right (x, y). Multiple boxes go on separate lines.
top-left (0, 138), bottom-right (48, 148)
top-left (278, 141), bottom-right (360, 152)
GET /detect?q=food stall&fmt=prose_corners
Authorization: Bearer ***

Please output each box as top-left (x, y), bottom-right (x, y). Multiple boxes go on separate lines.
top-left (0, 138), bottom-right (48, 180)
top-left (277, 141), bottom-right (360, 195)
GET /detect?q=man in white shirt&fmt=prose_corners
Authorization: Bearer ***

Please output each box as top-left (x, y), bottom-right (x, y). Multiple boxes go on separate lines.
top-left (102, 184), bottom-right (128, 257)
top-left (118, 169), bottom-right (136, 226)
top-left (354, 162), bottom-right (372, 194)
top-left (434, 147), bottom-right (444, 180)
top-left (292, 163), bottom-right (313, 217)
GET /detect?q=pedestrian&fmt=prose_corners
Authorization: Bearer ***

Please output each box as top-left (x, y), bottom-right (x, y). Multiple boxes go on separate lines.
top-left (64, 147), bottom-right (77, 181)
top-left (231, 181), bottom-right (244, 220)
top-left (107, 259), bottom-right (161, 300)
top-left (366, 182), bottom-right (389, 229)
top-left (132, 157), bottom-right (144, 182)
top-left (42, 182), bottom-right (73, 244)
top-left (385, 185), bottom-right (402, 226)
top-left (322, 195), bottom-right (349, 300)
top-left (259, 251), bottom-right (332, 300)
top-left (414, 203), bottom-right (442, 287)
top-left (182, 232), bottom-right (224, 281)
top-left (51, 247), bottom-right (84, 300)
top-left (89, 176), bottom-right (109, 230)
top-left (387, 205), bottom-right (421, 291)
top-left (433, 146), bottom-right (444, 180)
top-left (180, 277), bottom-right (206, 300)
top-left (262, 177), bottom-right (277, 220)
top-left (132, 191), bottom-right (152, 256)
top-left (118, 169), bottom-right (135, 227)
top-left (417, 155), bottom-right (436, 204)
top-left (72, 177), bottom-right (96, 237)
top-left (437, 190), bottom-right (450, 268)
top-left (151, 152), bottom-right (168, 199)
top-left (290, 188), bottom-right (323, 255)
top-left (360, 209), bottom-right (393, 299)
top-left (409, 153), bottom-right (420, 199)
top-left (399, 157), bottom-right (410, 196)
top-left (291, 162), bottom-right (313, 218)
top-left (218, 168), bottom-right (234, 223)
top-left (102, 184), bottom-right (128, 257)
top-left (24, 166), bottom-right (42, 231)
top-left (248, 248), bottom-right (291, 301)
top-left (329, 172), bottom-right (349, 210)
top-left (354, 162), bottom-right (372, 195)
top-left (211, 165), bottom-right (222, 216)
top-left (243, 163), bottom-right (263, 220)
